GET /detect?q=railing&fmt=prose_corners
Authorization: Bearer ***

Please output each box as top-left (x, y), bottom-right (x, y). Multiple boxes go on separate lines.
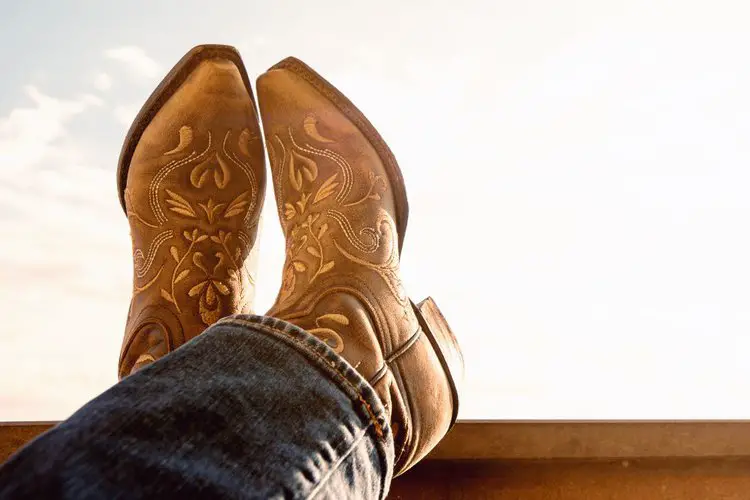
top-left (4, 421), bottom-right (750, 498)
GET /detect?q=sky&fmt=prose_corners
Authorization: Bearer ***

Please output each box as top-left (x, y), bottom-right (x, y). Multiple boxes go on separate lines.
top-left (3, 0), bottom-right (750, 420)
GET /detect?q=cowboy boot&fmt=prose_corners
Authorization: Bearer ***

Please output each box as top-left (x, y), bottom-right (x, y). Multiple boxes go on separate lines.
top-left (117, 45), bottom-right (266, 378)
top-left (256, 58), bottom-right (463, 475)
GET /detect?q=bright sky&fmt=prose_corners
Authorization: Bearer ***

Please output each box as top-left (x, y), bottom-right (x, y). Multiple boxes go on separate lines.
top-left (3, 0), bottom-right (750, 421)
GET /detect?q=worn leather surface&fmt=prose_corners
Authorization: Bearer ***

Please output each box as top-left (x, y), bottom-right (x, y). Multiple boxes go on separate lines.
top-left (119, 57), bottom-right (265, 378)
top-left (257, 61), bottom-right (454, 474)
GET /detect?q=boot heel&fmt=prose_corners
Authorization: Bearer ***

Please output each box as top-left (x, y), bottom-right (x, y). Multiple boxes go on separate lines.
top-left (412, 297), bottom-right (463, 427)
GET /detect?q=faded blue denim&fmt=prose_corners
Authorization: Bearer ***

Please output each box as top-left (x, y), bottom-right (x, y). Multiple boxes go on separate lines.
top-left (0, 315), bottom-right (394, 499)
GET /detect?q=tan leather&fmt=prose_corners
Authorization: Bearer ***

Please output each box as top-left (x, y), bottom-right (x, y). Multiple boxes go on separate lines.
top-left (119, 47), bottom-right (265, 378)
top-left (257, 58), bottom-right (458, 475)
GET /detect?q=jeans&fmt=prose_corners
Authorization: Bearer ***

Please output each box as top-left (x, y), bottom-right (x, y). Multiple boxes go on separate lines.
top-left (0, 316), bottom-right (394, 499)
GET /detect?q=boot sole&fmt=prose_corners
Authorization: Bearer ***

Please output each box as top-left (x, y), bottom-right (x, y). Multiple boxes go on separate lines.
top-left (267, 57), bottom-right (410, 253)
top-left (413, 297), bottom-right (463, 428)
top-left (116, 44), bottom-right (256, 212)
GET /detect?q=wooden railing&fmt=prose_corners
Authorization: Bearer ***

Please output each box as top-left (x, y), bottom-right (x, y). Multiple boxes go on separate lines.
top-left (4, 421), bottom-right (750, 498)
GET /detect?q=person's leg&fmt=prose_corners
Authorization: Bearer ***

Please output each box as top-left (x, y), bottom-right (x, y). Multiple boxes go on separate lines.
top-left (0, 316), bottom-right (394, 499)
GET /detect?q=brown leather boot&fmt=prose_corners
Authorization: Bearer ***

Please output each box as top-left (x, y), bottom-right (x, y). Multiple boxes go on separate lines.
top-left (256, 58), bottom-right (463, 475)
top-left (117, 45), bottom-right (266, 378)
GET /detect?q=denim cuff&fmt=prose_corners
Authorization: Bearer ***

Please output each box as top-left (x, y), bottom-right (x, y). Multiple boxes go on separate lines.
top-left (217, 314), bottom-right (394, 472)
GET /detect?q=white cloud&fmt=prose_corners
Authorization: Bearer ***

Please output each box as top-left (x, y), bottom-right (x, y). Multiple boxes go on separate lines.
top-left (104, 46), bottom-right (160, 80)
top-left (0, 86), bottom-right (101, 172)
top-left (93, 72), bottom-right (113, 91)
top-left (0, 85), bottom-right (128, 419)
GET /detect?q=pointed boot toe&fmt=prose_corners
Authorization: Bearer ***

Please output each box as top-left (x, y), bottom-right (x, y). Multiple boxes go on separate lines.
top-left (118, 45), bottom-right (266, 378)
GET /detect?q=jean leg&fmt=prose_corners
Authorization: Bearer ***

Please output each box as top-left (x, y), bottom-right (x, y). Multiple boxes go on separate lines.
top-left (0, 316), bottom-right (394, 500)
